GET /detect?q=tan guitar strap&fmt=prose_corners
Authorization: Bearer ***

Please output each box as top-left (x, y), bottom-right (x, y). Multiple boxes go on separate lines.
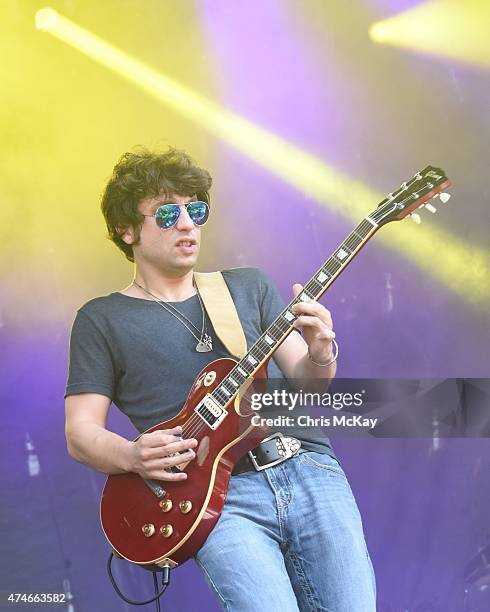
top-left (194, 271), bottom-right (248, 359)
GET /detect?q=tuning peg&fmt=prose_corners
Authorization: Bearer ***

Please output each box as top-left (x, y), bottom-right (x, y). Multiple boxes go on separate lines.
top-left (424, 203), bottom-right (437, 213)
top-left (439, 193), bottom-right (451, 204)
top-left (410, 213), bottom-right (421, 224)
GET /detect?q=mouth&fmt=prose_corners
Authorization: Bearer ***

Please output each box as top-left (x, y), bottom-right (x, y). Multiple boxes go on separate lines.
top-left (175, 238), bottom-right (197, 254)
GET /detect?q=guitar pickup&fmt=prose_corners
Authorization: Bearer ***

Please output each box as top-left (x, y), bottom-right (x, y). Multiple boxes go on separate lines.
top-left (195, 395), bottom-right (228, 430)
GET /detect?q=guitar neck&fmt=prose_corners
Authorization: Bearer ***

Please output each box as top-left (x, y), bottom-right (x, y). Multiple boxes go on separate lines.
top-left (212, 164), bottom-right (451, 404)
top-left (209, 215), bottom-right (380, 407)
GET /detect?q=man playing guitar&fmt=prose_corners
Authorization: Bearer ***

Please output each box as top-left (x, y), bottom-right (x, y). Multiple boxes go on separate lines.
top-left (65, 146), bottom-right (376, 611)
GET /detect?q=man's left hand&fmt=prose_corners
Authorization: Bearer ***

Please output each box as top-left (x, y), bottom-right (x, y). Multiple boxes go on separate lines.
top-left (291, 283), bottom-right (335, 364)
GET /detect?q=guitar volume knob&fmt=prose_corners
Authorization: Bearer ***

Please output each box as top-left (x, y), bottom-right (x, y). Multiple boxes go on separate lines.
top-left (160, 524), bottom-right (174, 538)
top-left (142, 524), bottom-right (156, 537)
top-left (159, 499), bottom-right (173, 512)
top-left (179, 500), bottom-right (193, 514)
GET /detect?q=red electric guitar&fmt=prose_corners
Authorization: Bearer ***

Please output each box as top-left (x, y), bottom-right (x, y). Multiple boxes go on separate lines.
top-left (100, 166), bottom-right (451, 570)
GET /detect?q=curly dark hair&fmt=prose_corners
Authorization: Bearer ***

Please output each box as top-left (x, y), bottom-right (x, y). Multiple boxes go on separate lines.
top-left (101, 146), bottom-right (212, 262)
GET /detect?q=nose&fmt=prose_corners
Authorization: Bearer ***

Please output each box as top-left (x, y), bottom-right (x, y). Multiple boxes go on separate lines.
top-left (175, 205), bottom-right (195, 231)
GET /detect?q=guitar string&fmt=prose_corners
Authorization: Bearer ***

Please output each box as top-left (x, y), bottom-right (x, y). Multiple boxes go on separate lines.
top-left (167, 182), bottom-right (445, 460)
top-left (212, 184), bottom-right (441, 408)
top-left (180, 195), bottom-right (416, 426)
top-left (177, 216), bottom-right (390, 439)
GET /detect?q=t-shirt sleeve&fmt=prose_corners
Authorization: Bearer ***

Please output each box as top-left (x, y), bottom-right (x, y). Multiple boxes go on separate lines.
top-left (64, 309), bottom-right (116, 399)
top-left (257, 269), bottom-right (288, 331)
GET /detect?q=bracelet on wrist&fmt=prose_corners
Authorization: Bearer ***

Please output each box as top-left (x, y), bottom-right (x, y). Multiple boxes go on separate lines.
top-left (308, 338), bottom-right (338, 367)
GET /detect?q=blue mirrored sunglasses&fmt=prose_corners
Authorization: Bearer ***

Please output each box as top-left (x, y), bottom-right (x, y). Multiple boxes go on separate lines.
top-left (143, 201), bottom-right (209, 230)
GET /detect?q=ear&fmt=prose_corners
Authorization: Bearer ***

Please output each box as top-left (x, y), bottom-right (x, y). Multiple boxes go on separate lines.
top-left (118, 225), bottom-right (134, 245)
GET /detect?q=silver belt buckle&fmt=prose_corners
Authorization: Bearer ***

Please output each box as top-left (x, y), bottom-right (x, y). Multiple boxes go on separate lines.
top-left (248, 432), bottom-right (302, 471)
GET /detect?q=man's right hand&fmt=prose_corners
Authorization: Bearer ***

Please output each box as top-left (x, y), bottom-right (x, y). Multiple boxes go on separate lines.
top-left (128, 425), bottom-right (198, 481)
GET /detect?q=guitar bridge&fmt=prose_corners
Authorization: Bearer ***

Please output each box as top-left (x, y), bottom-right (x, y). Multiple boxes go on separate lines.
top-left (195, 395), bottom-right (228, 430)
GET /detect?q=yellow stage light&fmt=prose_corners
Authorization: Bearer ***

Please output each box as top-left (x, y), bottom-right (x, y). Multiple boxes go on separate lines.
top-left (35, 7), bottom-right (489, 307)
top-left (35, 6), bottom-right (58, 31)
top-left (369, 0), bottom-right (490, 68)
top-left (369, 23), bottom-right (387, 44)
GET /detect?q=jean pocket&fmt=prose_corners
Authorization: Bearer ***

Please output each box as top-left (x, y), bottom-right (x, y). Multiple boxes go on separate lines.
top-left (300, 452), bottom-right (346, 476)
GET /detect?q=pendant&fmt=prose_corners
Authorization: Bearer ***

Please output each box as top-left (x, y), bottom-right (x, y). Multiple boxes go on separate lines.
top-left (196, 333), bottom-right (213, 352)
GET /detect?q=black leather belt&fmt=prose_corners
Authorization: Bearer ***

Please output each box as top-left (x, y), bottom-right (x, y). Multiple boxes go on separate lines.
top-left (232, 433), bottom-right (303, 475)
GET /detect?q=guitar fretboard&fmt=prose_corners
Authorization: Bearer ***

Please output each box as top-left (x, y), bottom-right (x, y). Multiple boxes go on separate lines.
top-left (210, 215), bottom-right (379, 407)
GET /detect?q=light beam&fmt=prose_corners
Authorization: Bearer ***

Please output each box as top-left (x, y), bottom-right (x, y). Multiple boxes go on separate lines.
top-left (369, 0), bottom-right (490, 69)
top-left (35, 7), bottom-right (490, 307)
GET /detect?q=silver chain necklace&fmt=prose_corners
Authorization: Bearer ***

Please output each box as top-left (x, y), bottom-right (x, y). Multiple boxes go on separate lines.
top-left (132, 280), bottom-right (213, 352)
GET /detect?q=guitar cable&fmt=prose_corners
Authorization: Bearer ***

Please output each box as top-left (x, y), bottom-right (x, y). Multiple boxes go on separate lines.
top-left (107, 551), bottom-right (171, 610)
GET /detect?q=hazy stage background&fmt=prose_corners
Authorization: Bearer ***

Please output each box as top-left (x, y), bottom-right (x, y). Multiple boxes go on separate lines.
top-left (2, 1), bottom-right (490, 610)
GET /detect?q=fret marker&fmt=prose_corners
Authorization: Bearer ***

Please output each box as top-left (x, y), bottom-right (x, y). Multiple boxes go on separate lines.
top-left (229, 377), bottom-right (238, 387)
top-left (284, 310), bottom-right (295, 321)
top-left (237, 367), bottom-right (247, 376)
top-left (336, 248), bottom-right (349, 260)
top-left (247, 355), bottom-right (257, 365)
top-left (264, 335), bottom-right (274, 345)
top-left (220, 387), bottom-right (231, 397)
top-left (317, 271), bottom-right (328, 283)
top-left (300, 293), bottom-right (311, 302)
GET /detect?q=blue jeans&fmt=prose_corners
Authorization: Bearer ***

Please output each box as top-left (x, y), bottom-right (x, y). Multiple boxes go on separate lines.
top-left (194, 452), bottom-right (376, 611)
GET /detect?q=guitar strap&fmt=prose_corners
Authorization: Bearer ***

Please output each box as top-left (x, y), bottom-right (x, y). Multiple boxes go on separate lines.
top-left (193, 271), bottom-right (248, 360)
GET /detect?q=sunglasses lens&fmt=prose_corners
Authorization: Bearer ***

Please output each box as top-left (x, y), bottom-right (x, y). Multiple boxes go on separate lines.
top-left (187, 201), bottom-right (209, 226)
top-left (155, 205), bottom-right (180, 229)
top-left (154, 201), bottom-right (209, 229)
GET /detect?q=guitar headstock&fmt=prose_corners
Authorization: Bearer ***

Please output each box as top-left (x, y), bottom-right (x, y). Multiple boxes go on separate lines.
top-left (372, 166), bottom-right (451, 226)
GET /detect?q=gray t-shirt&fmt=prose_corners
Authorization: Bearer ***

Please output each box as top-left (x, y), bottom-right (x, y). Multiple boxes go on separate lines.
top-left (65, 267), bottom-right (334, 457)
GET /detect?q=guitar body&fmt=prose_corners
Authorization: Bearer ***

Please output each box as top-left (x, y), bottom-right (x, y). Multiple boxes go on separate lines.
top-left (100, 357), bottom-right (269, 570)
